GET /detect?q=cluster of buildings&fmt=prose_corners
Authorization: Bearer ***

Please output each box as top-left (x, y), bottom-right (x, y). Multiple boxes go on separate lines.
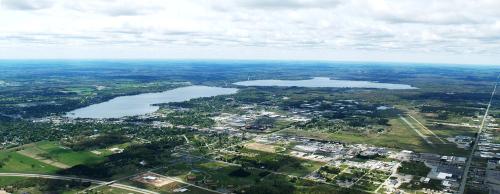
top-left (448, 135), bottom-right (473, 149)
top-left (390, 150), bottom-right (466, 193)
top-left (467, 115), bottom-right (500, 193)
top-left (255, 134), bottom-right (391, 163)
top-left (477, 133), bottom-right (500, 159)
top-left (212, 106), bottom-right (287, 132)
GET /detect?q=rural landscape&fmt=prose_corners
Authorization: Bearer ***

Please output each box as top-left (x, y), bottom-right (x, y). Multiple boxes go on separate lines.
top-left (0, 61), bottom-right (499, 194)
top-left (2, 0), bottom-right (500, 193)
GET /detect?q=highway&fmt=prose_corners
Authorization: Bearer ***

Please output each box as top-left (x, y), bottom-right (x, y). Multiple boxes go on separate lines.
top-left (458, 76), bottom-right (499, 194)
top-left (0, 173), bottom-right (159, 194)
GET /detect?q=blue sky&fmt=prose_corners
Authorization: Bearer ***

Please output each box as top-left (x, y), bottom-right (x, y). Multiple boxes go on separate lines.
top-left (0, 0), bottom-right (499, 65)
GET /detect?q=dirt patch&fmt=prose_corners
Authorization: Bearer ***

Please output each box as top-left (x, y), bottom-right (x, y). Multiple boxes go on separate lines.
top-left (244, 142), bottom-right (278, 153)
top-left (131, 172), bottom-right (176, 187)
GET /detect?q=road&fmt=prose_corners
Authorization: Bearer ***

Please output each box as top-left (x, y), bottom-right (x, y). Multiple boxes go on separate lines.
top-left (458, 76), bottom-right (498, 194)
top-left (0, 173), bottom-right (158, 194)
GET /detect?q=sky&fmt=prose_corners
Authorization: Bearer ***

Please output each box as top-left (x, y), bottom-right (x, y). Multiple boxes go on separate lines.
top-left (0, 0), bottom-right (499, 65)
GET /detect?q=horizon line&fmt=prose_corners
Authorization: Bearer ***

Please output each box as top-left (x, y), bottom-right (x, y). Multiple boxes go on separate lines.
top-left (0, 58), bottom-right (499, 67)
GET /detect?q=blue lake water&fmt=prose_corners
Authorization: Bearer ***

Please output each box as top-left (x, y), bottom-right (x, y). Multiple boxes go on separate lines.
top-left (233, 77), bottom-right (416, 89)
top-left (66, 86), bottom-right (238, 119)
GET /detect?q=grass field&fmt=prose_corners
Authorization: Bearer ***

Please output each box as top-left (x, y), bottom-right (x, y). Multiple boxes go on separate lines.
top-left (17, 141), bottom-right (108, 167)
top-left (407, 111), bottom-right (479, 140)
top-left (0, 151), bottom-right (60, 174)
top-left (428, 124), bottom-right (478, 138)
top-left (244, 142), bottom-right (280, 153)
top-left (0, 176), bottom-right (27, 186)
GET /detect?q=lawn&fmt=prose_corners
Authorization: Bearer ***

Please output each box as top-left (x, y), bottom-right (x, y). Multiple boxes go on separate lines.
top-left (19, 141), bottom-right (108, 167)
top-left (0, 151), bottom-right (60, 174)
top-left (0, 177), bottom-right (27, 186)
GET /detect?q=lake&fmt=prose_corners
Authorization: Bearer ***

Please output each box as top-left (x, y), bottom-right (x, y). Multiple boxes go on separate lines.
top-left (66, 86), bottom-right (238, 119)
top-left (233, 77), bottom-right (416, 89)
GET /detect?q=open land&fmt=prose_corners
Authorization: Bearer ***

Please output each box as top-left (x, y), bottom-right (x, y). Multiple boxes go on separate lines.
top-left (0, 61), bottom-right (499, 193)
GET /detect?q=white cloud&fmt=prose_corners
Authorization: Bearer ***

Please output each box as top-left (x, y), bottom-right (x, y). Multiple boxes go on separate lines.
top-left (1, 0), bottom-right (54, 10)
top-left (0, 0), bottom-right (499, 64)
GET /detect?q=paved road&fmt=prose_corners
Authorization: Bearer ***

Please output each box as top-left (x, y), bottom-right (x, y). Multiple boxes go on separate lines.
top-left (458, 77), bottom-right (499, 194)
top-left (0, 173), bottom-right (158, 194)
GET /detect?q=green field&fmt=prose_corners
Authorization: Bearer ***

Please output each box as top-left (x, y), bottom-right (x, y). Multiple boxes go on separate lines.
top-left (0, 151), bottom-right (59, 174)
top-left (19, 141), bottom-right (108, 167)
top-left (0, 177), bottom-right (28, 186)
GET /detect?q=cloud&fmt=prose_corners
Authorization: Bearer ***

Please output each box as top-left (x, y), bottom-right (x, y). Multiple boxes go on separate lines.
top-left (64, 1), bottom-right (162, 16)
top-left (237, 0), bottom-right (341, 9)
top-left (1, 0), bottom-right (53, 10)
top-left (0, 0), bottom-right (499, 63)
top-left (359, 0), bottom-right (500, 25)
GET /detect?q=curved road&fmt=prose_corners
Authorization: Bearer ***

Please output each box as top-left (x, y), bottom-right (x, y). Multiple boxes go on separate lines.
top-left (0, 173), bottom-right (158, 194)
